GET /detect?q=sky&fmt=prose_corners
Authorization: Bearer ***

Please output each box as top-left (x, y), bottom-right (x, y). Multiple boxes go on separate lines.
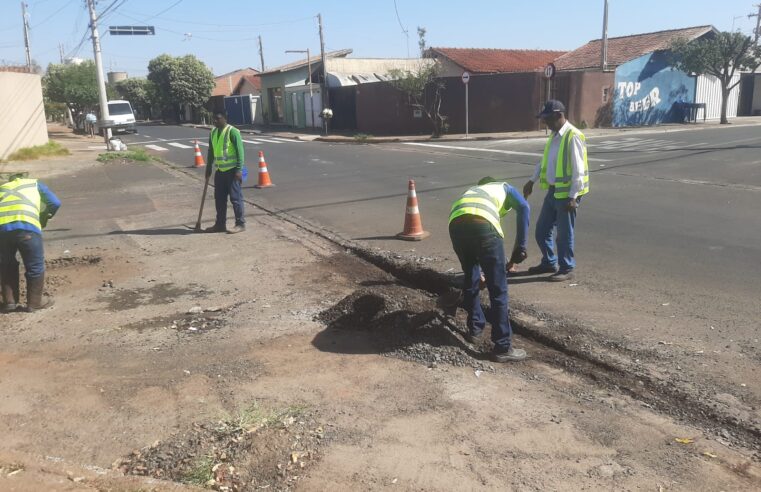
top-left (1, 0), bottom-right (759, 77)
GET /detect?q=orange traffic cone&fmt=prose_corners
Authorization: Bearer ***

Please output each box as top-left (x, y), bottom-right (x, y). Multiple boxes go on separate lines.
top-left (193, 141), bottom-right (205, 168)
top-left (254, 151), bottom-right (274, 188)
top-left (397, 179), bottom-right (430, 241)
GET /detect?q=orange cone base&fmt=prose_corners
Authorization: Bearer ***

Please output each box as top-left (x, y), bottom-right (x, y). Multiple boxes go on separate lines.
top-left (396, 230), bottom-right (430, 241)
top-left (254, 183), bottom-right (275, 189)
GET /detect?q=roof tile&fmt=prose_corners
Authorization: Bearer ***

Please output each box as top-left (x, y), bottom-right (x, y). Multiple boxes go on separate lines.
top-left (429, 47), bottom-right (567, 73)
top-left (555, 25), bottom-right (714, 71)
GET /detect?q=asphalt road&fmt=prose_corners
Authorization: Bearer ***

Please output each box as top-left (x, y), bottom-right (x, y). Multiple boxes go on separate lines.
top-left (115, 123), bottom-right (761, 404)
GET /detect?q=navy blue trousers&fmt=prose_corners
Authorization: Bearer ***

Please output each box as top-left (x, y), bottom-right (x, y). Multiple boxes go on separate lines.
top-left (449, 217), bottom-right (512, 350)
top-left (0, 230), bottom-right (45, 280)
top-left (214, 170), bottom-right (245, 228)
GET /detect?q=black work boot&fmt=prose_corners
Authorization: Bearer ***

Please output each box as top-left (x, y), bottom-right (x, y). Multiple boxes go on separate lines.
top-left (1, 264), bottom-right (20, 313)
top-left (25, 274), bottom-right (54, 312)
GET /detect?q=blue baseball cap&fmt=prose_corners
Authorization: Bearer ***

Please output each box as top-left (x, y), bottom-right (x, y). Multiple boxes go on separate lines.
top-left (537, 100), bottom-right (566, 119)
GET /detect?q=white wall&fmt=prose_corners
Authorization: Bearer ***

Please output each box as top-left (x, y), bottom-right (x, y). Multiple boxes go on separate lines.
top-left (0, 72), bottom-right (48, 160)
top-left (696, 73), bottom-right (741, 120)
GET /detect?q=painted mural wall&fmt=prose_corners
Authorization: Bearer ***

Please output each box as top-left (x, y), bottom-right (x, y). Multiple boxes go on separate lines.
top-left (613, 51), bottom-right (695, 127)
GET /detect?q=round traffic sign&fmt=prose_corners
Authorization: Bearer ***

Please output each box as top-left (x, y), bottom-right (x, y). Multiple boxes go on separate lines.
top-left (461, 71), bottom-right (470, 84)
top-left (544, 63), bottom-right (556, 80)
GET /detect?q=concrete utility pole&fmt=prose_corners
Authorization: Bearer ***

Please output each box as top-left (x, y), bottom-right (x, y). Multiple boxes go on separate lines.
top-left (601, 0), bottom-right (609, 71)
top-left (21, 2), bottom-right (31, 68)
top-left (752, 4), bottom-right (761, 43)
top-left (58, 43), bottom-right (65, 63)
top-left (317, 13), bottom-right (328, 135)
top-left (258, 35), bottom-right (265, 72)
top-left (86, 0), bottom-right (111, 142)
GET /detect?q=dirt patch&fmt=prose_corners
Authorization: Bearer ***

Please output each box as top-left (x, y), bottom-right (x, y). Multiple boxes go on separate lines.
top-left (317, 285), bottom-right (495, 372)
top-left (124, 307), bottom-right (229, 333)
top-left (97, 282), bottom-right (203, 311)
top-left (46, 255), bottom-right (102, 269)
top-left (116, 401), bottom-right (324, 491)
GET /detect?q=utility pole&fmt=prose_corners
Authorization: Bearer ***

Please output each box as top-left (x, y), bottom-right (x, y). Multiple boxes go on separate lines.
top-left (21, 2), bottom-right (31, 68)
top-left (317, 13), bottom-right (328, 135)
top-left (751, 4), bottom-right (761, 43)
top-left (58, 43), bottom-right (65, 63)
top-left (86, 0), bottom-right (111, 142)
top-left (286, 49), bottom-right (314, 128)
top-left (258, 35), bottom-right (265, 72)
top-left (600, 0), bottom-right (609, 71)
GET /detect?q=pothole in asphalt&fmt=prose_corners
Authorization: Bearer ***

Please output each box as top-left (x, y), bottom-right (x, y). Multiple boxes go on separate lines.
top-left (316, 285), bottom-right (496, 372)
top-left (98, 283), bottom-right (202, 311)
top-left (115, 401), bottom-right (324, 491)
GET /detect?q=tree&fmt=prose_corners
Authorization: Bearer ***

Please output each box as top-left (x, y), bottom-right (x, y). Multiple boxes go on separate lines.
top-left (417, 26), bottom-right (427, 57)
top-left (147, 54), bottom-right (214, 121)
top-left (388, 63), bottom-right (447, 137)
top-left (43, 60), bottom-right (100, 116)
top-left (114, 78), bottom-right (157, 119)
top-left (671, 32), bottom-right (761, 124)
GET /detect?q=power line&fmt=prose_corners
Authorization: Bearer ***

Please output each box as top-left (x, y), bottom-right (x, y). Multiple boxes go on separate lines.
top-left (392, 0), bottom-right (410, 58)
top-left (118, 7), bottom-right (314, 29)
top-left (32, 0), bottom-right (75, 28)
top-left (140, 0), bottom-right (184, 22)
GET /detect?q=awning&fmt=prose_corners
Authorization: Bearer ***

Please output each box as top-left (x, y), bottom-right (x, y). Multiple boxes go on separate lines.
top-left (326, 71), bottom-right (396, 87)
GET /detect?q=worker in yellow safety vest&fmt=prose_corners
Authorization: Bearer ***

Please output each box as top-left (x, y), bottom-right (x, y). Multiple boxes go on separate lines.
top-left (523, 100), bottom-right (589, 282)
top-left (205, 111), bottom-right (246, 234)
top-left (448, 177), bottom-right (530, 363)
top-left (0, 173), bottom-right (61, 312)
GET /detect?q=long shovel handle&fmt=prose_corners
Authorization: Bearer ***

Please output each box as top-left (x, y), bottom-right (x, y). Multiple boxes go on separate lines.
top-left (195, 172), bottom-right (211, 230)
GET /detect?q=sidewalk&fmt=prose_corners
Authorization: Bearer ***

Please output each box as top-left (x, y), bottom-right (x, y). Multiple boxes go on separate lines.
top-left (183, 116), bottom-right (761, 144)
top-left (0, 128), bottom-right (759, 490)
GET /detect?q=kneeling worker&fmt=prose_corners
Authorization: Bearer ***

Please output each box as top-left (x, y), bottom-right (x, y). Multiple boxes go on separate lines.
top-left (0, 173), bottom-right (60, 312)
top-left (449, 177), bottom-right (529, 362)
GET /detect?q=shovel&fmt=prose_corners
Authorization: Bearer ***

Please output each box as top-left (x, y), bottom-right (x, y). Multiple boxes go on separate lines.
top-left (193, 172), bottom-right (212, 232)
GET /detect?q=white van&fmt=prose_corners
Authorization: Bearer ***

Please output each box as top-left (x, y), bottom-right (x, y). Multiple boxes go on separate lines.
top-left (100, 100), bottom-right (137, 134)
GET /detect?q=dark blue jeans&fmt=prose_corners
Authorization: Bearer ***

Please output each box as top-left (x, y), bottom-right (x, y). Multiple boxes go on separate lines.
top-left (449, 217), bottom-right (512, 351)
top-left (0, 230), bottom-right (45, 280)
top-left (535, 188), bottom-right (581, 272)
top-left (214, 169), bottom-right (245, 228)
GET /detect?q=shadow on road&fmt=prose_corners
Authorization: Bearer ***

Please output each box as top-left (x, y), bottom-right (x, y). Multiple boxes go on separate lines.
top-left (108, 227), bottom-right (195, 236)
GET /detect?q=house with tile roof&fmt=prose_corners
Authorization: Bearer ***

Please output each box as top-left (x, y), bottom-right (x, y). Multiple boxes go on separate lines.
top-left (551, 25), bottom-right (745, 127)
top-left (426, 47), bottom-right (567, 76)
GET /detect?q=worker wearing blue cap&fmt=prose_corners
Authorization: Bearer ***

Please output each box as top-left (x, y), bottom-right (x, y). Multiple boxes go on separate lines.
top-left (522, 100), bottom-right (589, 282)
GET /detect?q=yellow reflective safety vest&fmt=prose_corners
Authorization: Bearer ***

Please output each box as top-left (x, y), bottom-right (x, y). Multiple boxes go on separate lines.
top-left (539, 124), bottom-right (590, 199)
top-left (448, 182), bottom-right (512, 238)
top-left (211, 124), bottom-right (238, 172)
top-left (0, 178), bottom-right (41, 230)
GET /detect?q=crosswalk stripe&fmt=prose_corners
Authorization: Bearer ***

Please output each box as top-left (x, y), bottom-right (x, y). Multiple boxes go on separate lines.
top-left (402, 142), bottom-right (610, 162)
top-left (256, 138), bottom-right (283, 144)
top-left (168, 142), bottom-right (192, 149)
top-left (242, 139), bottom-right (263, 144)
top-left (196, 142), bottom-right (208, 146)
top-left (268, 137), bottom-right (302, 143)
top-left (145, 144), bottom-right (167, 151)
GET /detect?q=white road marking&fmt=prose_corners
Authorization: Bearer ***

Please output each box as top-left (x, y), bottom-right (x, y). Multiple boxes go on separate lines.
top-left (256, 138), bottom-right (283, 144)
top-left (145, 144), bottom-right (168, 151)
top-left (196, 141), bottom-right (208, 146)
top-left (167, 142), bottom-right (192, 149)
top-left (268, 137), bottom-right (303, 143)
top-left (402, 142), bottom-right (610, 162)
top-left (242, 139), bottom-right (263, 144)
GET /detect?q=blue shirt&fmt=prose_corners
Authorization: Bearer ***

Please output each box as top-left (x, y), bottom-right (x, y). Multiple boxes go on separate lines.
top-left (503, 183), bottom-right (530, 250)
top-left (0, 181), bottom-right (61, 235)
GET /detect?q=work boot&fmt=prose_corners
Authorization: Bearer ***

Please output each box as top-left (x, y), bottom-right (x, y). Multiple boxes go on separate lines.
top-left (527, 264), bottom-right (558, 275)
top-left (204, 224), bottom-right (227, 233)
top-left (490, 346), bottom-right (527, 363)
top-left (548, 270), bottom-right (575, 282)
top-left (1, 264), bottom-right (20, 313)
top-left (228, 224), bottom-right (245, 234)
top-left (25, 275), bottom-right (54, 312)
top-left (464, 330), bottom-right (484, 345)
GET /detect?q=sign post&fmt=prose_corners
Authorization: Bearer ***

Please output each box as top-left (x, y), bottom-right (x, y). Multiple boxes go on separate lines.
top-left (461, 71), bottom-right (470, 139)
